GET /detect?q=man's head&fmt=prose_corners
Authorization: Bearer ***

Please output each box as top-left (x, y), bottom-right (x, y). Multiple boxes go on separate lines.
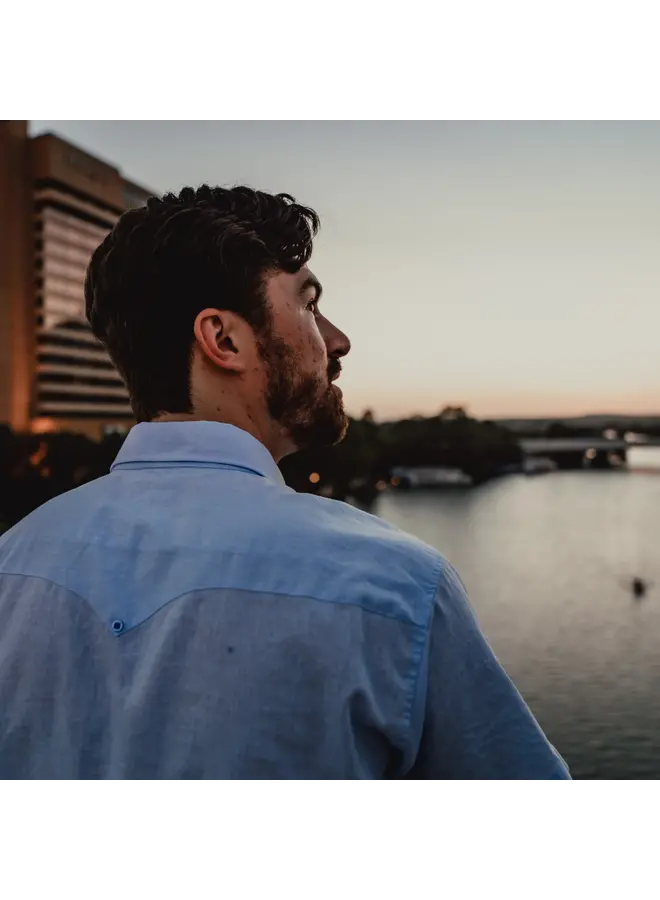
top-left (84, 185), bottom-right (351, 460)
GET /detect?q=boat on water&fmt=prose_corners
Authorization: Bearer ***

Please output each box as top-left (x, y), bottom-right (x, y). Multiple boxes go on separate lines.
top-left (523, 456), bottom-right (557, 476)
top-left (390, 466), bottom-right (473, 489)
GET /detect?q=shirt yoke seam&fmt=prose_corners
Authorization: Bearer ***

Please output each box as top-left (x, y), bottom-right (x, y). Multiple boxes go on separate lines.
top-left (0, 570), bottom-right (432, 631)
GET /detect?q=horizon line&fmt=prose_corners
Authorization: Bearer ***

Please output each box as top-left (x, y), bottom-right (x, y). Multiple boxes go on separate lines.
top-left (348, 410), bottom-right (660, 422)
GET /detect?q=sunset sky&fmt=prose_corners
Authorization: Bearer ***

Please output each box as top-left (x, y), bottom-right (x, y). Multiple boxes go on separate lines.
top-left (31, 120), bottom-right (660, 421)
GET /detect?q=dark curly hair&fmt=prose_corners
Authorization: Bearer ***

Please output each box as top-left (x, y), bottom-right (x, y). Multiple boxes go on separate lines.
top-left (84, 185), bottom-right (320, 422)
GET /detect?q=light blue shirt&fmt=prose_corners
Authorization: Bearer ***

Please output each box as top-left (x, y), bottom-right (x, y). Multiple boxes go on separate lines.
top-left (0, 421), bottom-right (569, 779)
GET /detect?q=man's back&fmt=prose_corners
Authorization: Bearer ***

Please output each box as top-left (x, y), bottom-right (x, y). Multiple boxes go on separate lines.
top-left (0, 422), bottom-right (569, 779)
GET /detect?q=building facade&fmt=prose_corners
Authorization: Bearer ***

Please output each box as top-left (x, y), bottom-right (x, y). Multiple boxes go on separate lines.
top-left (0, 121), bottom-right (152, 439)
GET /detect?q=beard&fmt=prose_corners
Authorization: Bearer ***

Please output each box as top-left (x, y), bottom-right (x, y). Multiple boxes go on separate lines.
top-left (257, 328), bottom-right (348, 452)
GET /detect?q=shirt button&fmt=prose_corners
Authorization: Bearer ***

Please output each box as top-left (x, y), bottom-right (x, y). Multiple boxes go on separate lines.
top-left (111, 619), bottom-right (125, 635)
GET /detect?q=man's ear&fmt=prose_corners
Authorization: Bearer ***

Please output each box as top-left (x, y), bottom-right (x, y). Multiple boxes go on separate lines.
top-left (193, 308), bottom-right (247, 374)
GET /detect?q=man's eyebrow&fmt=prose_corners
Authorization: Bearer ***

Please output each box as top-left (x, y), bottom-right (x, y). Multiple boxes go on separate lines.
top-left (299, 275), bottom-right (323, 301)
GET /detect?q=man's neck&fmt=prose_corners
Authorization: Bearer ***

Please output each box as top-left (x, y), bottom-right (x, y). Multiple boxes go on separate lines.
top-left (152, 411), bottom-right (295, 463)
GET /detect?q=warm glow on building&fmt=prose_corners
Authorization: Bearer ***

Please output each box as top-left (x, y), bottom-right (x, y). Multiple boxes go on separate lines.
top-left (309, 472), bottom-right (321, 484)
top-left (0, 121), bottom-right (152, 440)
top-left (31, 417), bottom-right (57, 434)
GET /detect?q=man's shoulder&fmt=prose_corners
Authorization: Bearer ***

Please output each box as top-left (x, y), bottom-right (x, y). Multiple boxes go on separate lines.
top-left (281, 490), bottom-right (432, 556)
top-left (0, 476), bottom-right (449, 631)
top-left (267, 491), bottom-right (446, 626)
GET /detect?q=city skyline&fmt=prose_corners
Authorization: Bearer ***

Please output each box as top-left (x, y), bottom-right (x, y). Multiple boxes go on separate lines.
top-left (30, 120), bottom-right (660, 420)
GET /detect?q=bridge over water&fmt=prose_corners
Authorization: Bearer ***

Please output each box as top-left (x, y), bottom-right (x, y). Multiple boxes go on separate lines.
top-left (389, 436), bottom-right (659, 487)
top-left (521, 437), bottom-right (660, 455)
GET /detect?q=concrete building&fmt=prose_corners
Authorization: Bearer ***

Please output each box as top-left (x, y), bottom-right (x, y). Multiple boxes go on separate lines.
top-left (0, 121), bottom-right (152, 439)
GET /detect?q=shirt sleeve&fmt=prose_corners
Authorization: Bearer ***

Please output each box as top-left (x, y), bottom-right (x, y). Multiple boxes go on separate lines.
top-left (406, 562), bottom-right (571, 779)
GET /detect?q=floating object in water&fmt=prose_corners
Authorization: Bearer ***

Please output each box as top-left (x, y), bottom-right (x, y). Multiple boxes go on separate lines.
top-left (632, 577), bottom-right (647, 599)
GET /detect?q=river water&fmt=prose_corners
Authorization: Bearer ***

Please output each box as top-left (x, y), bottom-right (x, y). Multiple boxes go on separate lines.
top-left (373, 447), bottom-right (660, 779)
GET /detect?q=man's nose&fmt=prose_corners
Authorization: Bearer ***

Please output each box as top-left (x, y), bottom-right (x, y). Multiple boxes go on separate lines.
top-left (325, 320), bottom-right (351, 359)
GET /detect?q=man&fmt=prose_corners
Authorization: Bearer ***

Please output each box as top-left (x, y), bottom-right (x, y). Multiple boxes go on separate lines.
top-left (0, 186), bottom-right (569, 779)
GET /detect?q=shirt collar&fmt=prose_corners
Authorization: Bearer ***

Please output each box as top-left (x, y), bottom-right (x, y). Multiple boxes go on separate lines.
top-left (110, 421), bottom-right (285, 485)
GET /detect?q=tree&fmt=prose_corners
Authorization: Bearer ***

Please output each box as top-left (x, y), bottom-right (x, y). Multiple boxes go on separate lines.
top-left (440, 406), bottom-right (468, 421)
top-left (546, 422), bottom-right (577, 438)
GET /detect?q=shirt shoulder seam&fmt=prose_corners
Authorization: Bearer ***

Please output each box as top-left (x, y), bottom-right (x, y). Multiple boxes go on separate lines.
top-left (399, 553), bottom-right (448, 767)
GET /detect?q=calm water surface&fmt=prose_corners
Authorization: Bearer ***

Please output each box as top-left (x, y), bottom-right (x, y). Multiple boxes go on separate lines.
top-left (373, 448), bottom-right (660, 779)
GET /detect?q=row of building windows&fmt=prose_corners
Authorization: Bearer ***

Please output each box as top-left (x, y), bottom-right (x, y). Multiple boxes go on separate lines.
top-left (37, 351), bottom-right (116, 371)
top-left (37, 390), bottom-right (130, 406)
top-left (40, 217), bottom-right (108, 257)
top-left (37, 329), bottom-right (102, 348)
top-left (38, 370), bottom-right (123, 388)
top-left (41, 277), bottom-right (85, 303)
top-left (36, 405), bottom-right (133, 420)
top-left (34, 177), bottom-right (125, 223)
top-left (34, 236), bottom-right (95, 269)
top-left (39, 255), bottom-right (87, 285)
top-left (39, 204), bottom-right (114, 242)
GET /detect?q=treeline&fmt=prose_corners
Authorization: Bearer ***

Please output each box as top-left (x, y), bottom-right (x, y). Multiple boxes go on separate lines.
top-left (0, 410), bottom-right (522, 531)
top-left (0, 425), bottom-right (125, 532)
top-left (281, 408), bottom-right (522, 495)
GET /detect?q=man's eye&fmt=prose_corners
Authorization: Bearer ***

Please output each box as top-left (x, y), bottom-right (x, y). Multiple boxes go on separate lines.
top-left (307, 299), bottom-right (319, 314)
